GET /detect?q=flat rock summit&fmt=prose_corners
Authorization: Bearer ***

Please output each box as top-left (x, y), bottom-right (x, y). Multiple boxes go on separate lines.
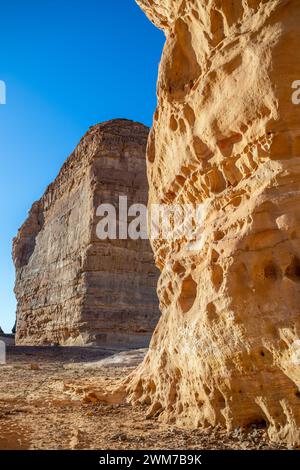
top-left (9, 0), bottom-right (300, 451)
top-left (13, 119), bottom-right (160, 348)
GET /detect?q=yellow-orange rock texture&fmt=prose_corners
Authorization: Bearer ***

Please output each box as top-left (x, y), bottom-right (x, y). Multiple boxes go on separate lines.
top-left (125, 0), bottom-right (300, 446)
top-left (13, 119), bottom-right (160, 348)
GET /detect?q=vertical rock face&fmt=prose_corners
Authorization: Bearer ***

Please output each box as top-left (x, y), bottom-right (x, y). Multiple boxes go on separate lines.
top-left (13, 119), bottom-right (160, 348)
top-left (128, 0), bottom-right (300, 445)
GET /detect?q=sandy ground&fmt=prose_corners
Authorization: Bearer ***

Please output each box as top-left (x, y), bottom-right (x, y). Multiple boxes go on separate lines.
top-left (0, 346), bottom-right (288, 450)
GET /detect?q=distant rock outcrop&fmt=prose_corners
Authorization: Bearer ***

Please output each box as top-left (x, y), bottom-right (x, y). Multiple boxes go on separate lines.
top-left (13, 119), bottom-right (160, 348)
top-left (119, 0), bottom-right (300, 447)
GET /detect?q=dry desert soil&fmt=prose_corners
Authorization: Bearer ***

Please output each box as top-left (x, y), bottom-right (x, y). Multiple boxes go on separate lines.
top-left (0, 346), bottom-right (288, 450)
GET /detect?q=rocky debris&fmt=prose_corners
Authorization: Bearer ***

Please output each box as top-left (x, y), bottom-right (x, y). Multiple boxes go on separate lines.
top-left (122, 0), bottom-right (300, 447)
top-left (13, 119), bottom-right (160, 348)
top-left (0, 346), bottom-right (289, 450)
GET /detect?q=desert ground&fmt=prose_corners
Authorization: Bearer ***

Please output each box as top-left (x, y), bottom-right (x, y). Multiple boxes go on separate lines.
top-left (0, 346), bottom-right (288, 450)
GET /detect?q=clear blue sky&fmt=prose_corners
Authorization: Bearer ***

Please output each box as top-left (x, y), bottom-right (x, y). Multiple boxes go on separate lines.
top-left (0, 0), bottom-right (164, 333)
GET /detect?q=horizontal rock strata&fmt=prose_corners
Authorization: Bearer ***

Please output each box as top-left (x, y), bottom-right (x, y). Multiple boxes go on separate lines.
top-left (13, 119), bottom-right (160, 348)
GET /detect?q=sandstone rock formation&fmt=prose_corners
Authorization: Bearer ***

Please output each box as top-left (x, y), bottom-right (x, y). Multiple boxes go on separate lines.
top-left (122, 0), bottom-right (300, 446)
top-left (13, 119), bottom-right (159, 348)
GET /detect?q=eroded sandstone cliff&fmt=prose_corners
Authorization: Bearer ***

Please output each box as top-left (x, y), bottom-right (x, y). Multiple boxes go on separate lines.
top-left (122, 0), bottom-right (300, 446)
top-left (13, 119), bottom-right (159, 348)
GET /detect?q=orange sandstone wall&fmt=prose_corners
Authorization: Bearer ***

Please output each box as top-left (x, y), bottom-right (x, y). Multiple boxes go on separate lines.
top-left (127, 0), bottom-right (300, 446)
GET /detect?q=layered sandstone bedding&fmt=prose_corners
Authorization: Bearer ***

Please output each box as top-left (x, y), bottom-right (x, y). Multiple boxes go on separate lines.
top-left (13, 119), bottom-right (159, 348)
top-left (11, 0), bottom-right (300, 448)
top-left (87, 0), bottom-right (300, 447)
